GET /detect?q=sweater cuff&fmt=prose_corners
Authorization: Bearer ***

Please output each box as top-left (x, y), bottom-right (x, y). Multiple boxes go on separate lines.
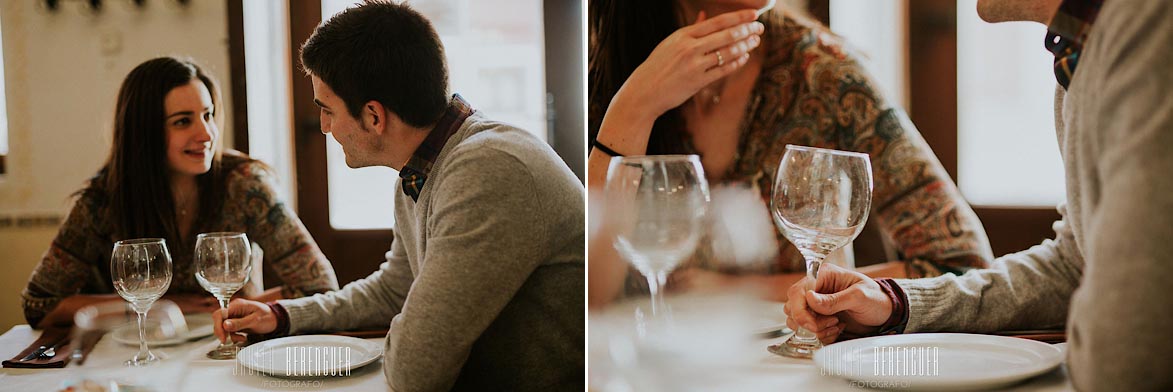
top-left (893, 275), bottom-right (956, 333)
top-left (875, 278), bottom-right (909, 335)
top-left (249, 302), bottom-right (291, 343)
top-left (270, 302), bottom-right (291, 336)
top-left (274, 297), bottom-right (325, 335)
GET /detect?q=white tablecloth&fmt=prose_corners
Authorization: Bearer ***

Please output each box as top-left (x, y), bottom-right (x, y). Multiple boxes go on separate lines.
top-left (589, 295), bottom-right (1076, 391)
top-left (0, 325), bottom-right (387, 391)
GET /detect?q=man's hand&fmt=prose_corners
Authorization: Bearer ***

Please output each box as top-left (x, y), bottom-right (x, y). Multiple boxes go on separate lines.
top-left (783, 263), bottom-right (894, 343)
top-left (211, 298), bottom-right (278, 344)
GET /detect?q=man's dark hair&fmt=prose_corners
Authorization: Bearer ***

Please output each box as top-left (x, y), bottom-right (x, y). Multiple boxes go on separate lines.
top-left (301, 0), bottom-right (449, 128)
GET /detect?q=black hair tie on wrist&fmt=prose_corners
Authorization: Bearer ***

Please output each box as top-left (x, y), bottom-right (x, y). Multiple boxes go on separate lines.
top-left (592, 139), bottom-right (624, 157)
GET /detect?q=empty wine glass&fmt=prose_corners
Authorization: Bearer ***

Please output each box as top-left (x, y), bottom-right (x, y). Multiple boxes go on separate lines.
top-left (767, 145), bottom-right (872, 359)
top-left (605, 155), bottom-right (710, 320)
top-left (194, 232), bottom-right (252, 359)
top-left (64, 300), bottom-right (189, 389)
top-left (110, 238), bottom-right (173, 366)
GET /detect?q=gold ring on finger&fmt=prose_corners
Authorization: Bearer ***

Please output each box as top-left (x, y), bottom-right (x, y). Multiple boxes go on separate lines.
top-left (715, 50), bottom-right (725, 67)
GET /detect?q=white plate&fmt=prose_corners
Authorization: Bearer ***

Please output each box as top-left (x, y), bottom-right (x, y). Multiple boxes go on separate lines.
top-left (814, 333), bottom-right (1063, 391)
top-left (111, 313), bottom-right (215, 346)
top-left (237, 335), bottom-right (384, 378)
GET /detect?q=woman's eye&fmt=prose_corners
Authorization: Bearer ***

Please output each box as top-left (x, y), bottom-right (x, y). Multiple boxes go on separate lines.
top-left (173, 118), bottom-right (191, 127)
top-left (203, 112), bottom-right (214, 121)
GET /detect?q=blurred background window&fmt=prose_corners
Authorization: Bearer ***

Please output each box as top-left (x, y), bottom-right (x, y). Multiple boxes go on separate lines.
top-left (793, 0), bottom-right (1065, 257)
top-left (243, 0), bottom-right (295, 204)
top-left (830, 0), bottom-right (908, 107)
top-left (0, 10), bottom-right (9, 174)
top-left (956, 0), bottom-right (1064, 207)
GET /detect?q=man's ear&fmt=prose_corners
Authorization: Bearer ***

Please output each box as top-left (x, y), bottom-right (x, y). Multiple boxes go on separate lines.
top-left (362, 100), bottom-right (389, 135)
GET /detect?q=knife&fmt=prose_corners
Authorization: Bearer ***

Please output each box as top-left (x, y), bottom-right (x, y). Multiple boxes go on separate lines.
top-left (18, 345), bottom-right (48, 362)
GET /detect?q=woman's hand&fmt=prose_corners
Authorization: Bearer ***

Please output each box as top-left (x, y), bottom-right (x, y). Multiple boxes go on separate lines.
top-left (590, 9), bottom-right (765, 187)
top-left (614, 9), bottom-right (763, 120)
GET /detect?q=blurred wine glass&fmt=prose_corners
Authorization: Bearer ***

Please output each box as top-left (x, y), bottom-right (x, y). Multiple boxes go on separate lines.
top-left (605, 155), bottom-right (710, 320)
top-left (766, 145), bottom-right (872, 359)
top-left (65, 300), bottom-right (189, 390)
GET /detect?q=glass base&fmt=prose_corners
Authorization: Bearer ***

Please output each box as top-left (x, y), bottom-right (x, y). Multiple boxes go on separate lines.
top-left (206, 342), bottom-right (241, 360)
top-left (767, 336), bottom-right (823, 359)
top-left (125, 351), bottom-right (163, 367)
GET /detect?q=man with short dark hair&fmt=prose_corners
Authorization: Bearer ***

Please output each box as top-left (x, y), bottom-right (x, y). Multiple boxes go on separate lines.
top-left (782, 0), bottom-right (1173, 389)
top-left (213, 2), bottom-right (585, 390)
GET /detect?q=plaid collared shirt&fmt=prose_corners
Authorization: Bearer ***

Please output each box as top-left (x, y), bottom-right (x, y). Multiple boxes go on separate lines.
top-left (399, 94), bottom-right (475, 201)
top-left (1045, 0), bottom-right (1105, 88)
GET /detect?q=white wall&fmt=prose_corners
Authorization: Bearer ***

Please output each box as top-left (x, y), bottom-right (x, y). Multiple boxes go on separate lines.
top-left (0, 0), bottom-right (230, 331)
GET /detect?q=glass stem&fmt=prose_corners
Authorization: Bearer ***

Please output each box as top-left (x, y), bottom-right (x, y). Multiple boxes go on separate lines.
top-left (135, 310), bottom-right (149, 359)
top-left (646, 273), bottom-right (662, 317)
top-left (218, 297), bottom-right (231, 347)
top-left (793, 254), bottom-right (828, 344)
top-left (655, 271), bottom-right (669, 319)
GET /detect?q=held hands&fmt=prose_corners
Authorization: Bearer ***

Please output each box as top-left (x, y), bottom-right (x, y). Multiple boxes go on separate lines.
top-left (616, 9), bottom-right (764, 119)
top-left (211, 298), bottom-right (278, 344)
top-left (783, 263), bottom-right (893, 344)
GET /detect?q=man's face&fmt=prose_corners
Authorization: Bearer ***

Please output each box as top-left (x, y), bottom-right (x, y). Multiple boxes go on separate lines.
top-left (976, 0), bottom-right (1059, 24)
top-left (312, 76), bottom-right (382, 168)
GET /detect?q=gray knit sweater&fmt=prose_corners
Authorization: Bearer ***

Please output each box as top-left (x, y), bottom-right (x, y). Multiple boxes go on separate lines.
top-left (278, 112), bottom-right (585, 391)
top-left (894, 0), bottom-right (1173, 389)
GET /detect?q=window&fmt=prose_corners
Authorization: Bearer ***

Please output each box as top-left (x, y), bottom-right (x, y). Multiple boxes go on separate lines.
top-left (0, 10), bottom-right (8, 175)
top-left (830, 0), bottom-right (908, 106)
top-left (956, 0), bottom-right (1064, 206)
top-left (321, 0), bottom-right (548, 230)
top-left (243, 0), bottom-right (295, 204)
top-left (810, 0), bottom-right (1062, 256)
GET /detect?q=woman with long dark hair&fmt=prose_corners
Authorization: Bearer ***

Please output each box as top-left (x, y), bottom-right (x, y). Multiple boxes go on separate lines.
top-left (21, 57), bottom-right (339, 328)
top-left (589, 1), bottom-right (993, 305)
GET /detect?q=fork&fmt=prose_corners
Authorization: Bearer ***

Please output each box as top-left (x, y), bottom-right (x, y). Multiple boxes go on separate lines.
top-left (18, 345), bottom-right (47, 362)
top-left (39, 340), bottom-right (64, 359)
top-left (23, 340), bottom-right (66, 361)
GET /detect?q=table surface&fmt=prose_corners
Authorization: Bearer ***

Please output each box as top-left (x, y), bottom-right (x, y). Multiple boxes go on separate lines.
top-left (588, 296), bottom-right (1077, 392)
top-left (0, 325), bottom-right (387, 391)
top-left (3, 318), bottom-right (1079, 392)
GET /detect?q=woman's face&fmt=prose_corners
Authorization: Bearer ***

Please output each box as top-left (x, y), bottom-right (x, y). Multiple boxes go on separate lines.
top-left (163, 80), bottom-right (217, 178)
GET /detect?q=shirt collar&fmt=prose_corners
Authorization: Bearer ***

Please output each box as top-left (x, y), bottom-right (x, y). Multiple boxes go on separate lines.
top-left (1044, 0), bottom-right (1105, 88)
top-left (399, 94), bottom-right (475, 201)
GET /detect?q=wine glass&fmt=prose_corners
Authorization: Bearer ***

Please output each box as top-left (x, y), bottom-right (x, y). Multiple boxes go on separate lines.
top-left (605, 155), bottom-right (710, 320)
top-left (65, 300), bottom-right (190, 389)
top-left (110, 238), bottom-right (173, 366)
top-left (767, 145), bottom-right (872, 359)
top-left (194, 232), bottom-right (252, 359)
